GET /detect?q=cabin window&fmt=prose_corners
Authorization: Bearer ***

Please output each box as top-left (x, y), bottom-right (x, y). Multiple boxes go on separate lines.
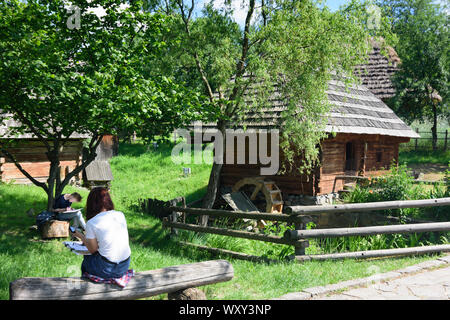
top-left (345, 142), bottom-right (355, 170)
top-left (376, 149), bottom-right (382, 163)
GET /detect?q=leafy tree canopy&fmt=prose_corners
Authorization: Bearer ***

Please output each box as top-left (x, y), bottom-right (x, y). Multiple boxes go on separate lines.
top-left (0, 0), bottom-right (207, 209)
top-left (377, 0), bottom-right (449, 148)
top-left (146, 0), bottom-right (394, 208)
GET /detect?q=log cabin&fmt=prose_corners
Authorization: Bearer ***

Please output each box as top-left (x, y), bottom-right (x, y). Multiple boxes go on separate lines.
top-left (211, 78), bottom-right (419, 199)
top-left (197, 43), bottom-right (419, 202)
top-left (0, 117), bottom-right (116, 185)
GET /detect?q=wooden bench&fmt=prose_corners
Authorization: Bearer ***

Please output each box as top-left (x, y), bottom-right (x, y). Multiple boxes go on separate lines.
top-left (9, 260), bottom-right (233, 300)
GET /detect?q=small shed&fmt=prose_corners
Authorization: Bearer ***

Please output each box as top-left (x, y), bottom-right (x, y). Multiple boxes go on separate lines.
top-left (0, 117), bottom-right (117, 186)
top-left (0, 117), bottom-right (87, 184)
top-left (83, 160), bottom-right (114, 189)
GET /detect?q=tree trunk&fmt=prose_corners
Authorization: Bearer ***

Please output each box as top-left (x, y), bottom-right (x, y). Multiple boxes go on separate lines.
top-left (432, 103), bottom-right (438, 151)
top-left (46, 158), bottom-right (60, 211)
top-left (200, 121), bottom-right (226, 226)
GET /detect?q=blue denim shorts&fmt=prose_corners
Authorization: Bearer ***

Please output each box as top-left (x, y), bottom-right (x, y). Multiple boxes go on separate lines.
top-left (81, 252), bottom-right (130, 279)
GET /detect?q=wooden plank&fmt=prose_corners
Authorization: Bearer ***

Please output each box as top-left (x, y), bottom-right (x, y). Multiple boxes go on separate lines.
top-left (165, 206), bottom-right (312, 224)
top-left (2, 161), bottom-right (78, 180)
top-left (293, 244), bottom-right (450, 262)
top-left (162, 220), bottom-right (309, 247)
top-left (9, 260), bottom-right (234, 300)
top-left (284, 221), bottom-right (450, 239)
top-left (221, 192), bottom-right (259, 212)
top-left (286, 197), bottom-right (450, 215)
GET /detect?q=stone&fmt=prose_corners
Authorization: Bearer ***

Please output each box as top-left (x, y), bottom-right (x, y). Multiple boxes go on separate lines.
top-left (302, 286), bottom-right (329, 296)
top-left (437, 255), bottom-right (450, 264)
top-left (275, 292), bottom-right (312, 300)
top-left (396, 265), bottom-right (423, 275)
top-left (413, 259), bottom-right (447, 270)
top-left (168, 288), bottom-right (207, 300)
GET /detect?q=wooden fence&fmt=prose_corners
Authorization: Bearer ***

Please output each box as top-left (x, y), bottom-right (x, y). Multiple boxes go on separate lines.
top-left (145, 197), bottom-right (450, 262)
top-left (400, 129), bottom-right (449, 151)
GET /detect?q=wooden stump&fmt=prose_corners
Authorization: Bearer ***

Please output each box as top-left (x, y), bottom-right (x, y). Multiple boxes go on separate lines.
top-left (168, 288), bottom-right (207, 300)
top-left (40, 220), bottom-right (69, 239)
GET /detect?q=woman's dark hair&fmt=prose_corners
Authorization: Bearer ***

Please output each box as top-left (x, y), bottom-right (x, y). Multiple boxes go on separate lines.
top-left (86, 187), bottom-right (114, 221)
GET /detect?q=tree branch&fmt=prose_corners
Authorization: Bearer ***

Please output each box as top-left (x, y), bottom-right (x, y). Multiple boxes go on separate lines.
top-left (57, 134), bottom-right (103, 194)
top-left (176, 0), bottom-right (215, 102)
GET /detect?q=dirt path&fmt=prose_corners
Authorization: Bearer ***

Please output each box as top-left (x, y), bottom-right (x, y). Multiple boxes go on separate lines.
top-left (315, 265), bottom-right (450, 300)
top-left (407, 163), bottom-right (448, 181)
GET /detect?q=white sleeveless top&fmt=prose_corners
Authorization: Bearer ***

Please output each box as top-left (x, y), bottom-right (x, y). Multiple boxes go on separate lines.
top-left (85, 210), bottom-right (131, 263)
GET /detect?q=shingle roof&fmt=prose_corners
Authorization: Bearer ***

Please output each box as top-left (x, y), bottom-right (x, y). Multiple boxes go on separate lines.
top-left (84, 160), bottom-right (114, 181)
top-left (354, 39), bottom-right (400, 100)
top-left (197, 78), bottom-right (419, 139)
top-left (0, 115), bottom-right (90, 139)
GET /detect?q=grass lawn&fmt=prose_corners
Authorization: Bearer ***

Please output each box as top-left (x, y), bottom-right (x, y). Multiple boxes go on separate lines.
top-left (399, 150), bottom-right (450, 166)
top-left (0, 142), bottom-right (444, 300)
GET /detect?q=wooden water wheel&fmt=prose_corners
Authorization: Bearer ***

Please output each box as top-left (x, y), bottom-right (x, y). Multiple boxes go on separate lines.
top-left (232, 177), bottom-right (283, 213)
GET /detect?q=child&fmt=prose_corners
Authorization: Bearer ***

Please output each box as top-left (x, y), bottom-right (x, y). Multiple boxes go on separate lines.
top-left (54, 192), bottom-right (86, 230)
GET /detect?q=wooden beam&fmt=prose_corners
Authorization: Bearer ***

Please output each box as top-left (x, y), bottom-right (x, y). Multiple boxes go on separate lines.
top-left (165, 206), bottom-right (312, 224)
top-left (293, 244), bottom-right (450, 262)
top-left (9, 260), bottom-right (234, 300)
top-left (284, 222), bottom-right (450, 240)
top-left (285, 197), bottom-right (450, 215)
top-left (162, 220), bottom-right (309, 248)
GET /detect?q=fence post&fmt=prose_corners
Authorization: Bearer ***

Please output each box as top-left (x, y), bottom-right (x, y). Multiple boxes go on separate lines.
top-left (168, 197), bottom-right (186, 236)
top-left (445, 130), bottom-right (448, 151)
top-left (415, 128), bottom-right (419, 151)
top-left (294, 222), bottom-right (305, 255)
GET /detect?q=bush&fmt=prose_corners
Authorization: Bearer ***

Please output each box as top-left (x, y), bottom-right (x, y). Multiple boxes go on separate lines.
top-left (342, 162), bottom-right (449, 221)
top-left (314, 163), bottom-right (450, 253)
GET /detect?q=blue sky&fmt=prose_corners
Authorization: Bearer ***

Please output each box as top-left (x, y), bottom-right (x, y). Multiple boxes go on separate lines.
top-left (323, 0), bottom-right (351, 11)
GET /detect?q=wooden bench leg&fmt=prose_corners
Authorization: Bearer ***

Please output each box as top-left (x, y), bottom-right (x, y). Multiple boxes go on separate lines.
top-left (167, 288), bottom-right (207, 300)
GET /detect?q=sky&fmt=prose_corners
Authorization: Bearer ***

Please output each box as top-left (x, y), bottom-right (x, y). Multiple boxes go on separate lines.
top-left (202, 0), bottom-right (351, 26)
top-left (89, 0), bottom-right (447, 26)
top-left (323, 0), bottom-right (351, 11)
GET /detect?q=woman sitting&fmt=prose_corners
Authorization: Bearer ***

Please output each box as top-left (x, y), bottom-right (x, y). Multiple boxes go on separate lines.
top-left (71, 187), bottom-right (131, 279)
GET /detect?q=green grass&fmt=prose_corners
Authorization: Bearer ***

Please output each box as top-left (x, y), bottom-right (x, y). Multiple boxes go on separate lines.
top-left (399, 149), bottom-right (450, 165)
top-left (0, 141), bottom-right (444, 300)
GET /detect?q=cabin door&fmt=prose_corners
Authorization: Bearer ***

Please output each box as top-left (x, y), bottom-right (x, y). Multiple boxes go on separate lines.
top-left (345, 142), bottom-right (356, 171)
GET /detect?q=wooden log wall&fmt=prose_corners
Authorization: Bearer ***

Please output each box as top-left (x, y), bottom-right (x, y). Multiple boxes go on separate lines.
top-left (317, 133), bottom-right (409, 195)
top-left (220, 132), bottom-right (315, 195)
top-left (0, 139), bottom-right (83, 184)
top-left (219, 132), bottom-right (410, 196)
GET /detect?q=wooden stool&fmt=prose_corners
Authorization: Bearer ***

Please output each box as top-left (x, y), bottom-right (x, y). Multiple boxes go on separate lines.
top-left (40, 220), bottom-right (70, 239)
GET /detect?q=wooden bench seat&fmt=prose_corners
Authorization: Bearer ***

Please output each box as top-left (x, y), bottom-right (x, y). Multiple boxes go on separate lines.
top-left (9, 260), bottom-right (233, 300)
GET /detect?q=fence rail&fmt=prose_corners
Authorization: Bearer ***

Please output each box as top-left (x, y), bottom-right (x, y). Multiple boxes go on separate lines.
top-left (400, 129), bottom-right (448, 151)
top-left (285, 197), bottom-right (450, 215)
top-left (284, 221), bottom-right (450, 239)
top-left (152, 196), bottom-right (450, 262)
